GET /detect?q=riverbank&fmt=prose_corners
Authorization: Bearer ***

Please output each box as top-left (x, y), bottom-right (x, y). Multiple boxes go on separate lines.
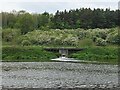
top-left (2, 62), bottom-right (118, 89)
top-left (2, 46), bottom-right (118, 64)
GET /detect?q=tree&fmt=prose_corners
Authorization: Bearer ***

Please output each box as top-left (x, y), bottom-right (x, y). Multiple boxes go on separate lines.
top-left (37, 12), bottom-right (50, 29)
top-left (1, 8), bottom-right (119, 30)
top-left (7, 13), bottom-right (17, 28)
top-left (19, 13), bottom-right (34, 34)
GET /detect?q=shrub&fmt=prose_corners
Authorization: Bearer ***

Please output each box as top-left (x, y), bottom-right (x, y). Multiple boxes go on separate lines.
top-left (15, 28), bottom-right (118, 46)
top-left (96, 38), bottom-right (107, 46)
top-left (40, 26), bottom-right (50, 31)
top-left (21, 40), bottom-right (31, 46)
top-left (62, 35), bottom-right (78, 46)
top-left (2, 28), bottom-right (21, 42)
top-left (79, 39), bottom-right (94, 47)
top-left (106, 33), bottom-right (119, 44)
top-left (77, 31), bottom-right (88, 39)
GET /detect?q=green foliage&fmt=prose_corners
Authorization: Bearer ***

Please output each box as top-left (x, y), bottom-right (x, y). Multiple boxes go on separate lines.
top-left (8, 28), bottom-right (117, 46)
top-left (106, 28), bottom-right (119, 44)
top-left (40, 26), bottom-right (50, 31)
top-left (21, 40), bottom-right (31, 46)
top-left (2, 45), bottom-right (118, 63)
top-left (2, 28), bottom-right (21, 42)
top-left (2, 28), bottom-right (118, 47)
top-left (1, 9), bottom-right (119, 30)
top-left (19, 13), bottom-right (34, 34)
top-left (17, 29), bottom-right (79, 46)
top-left (79, 39), bottom-right (94, 47)
top-left (38, 12), bottom-right (50, 29)
top-left (71, 46), bottom-right (118, 64)
top-left (96, 38), bottom-right (107, 46)
top-left (2, 46), bottom-right (57, 62)
top-left (52, 8), bottom-right (119, 29)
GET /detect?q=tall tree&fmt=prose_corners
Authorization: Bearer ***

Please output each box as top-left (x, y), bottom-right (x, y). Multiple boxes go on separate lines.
top-left (19, 13), bottom-right (34, 34)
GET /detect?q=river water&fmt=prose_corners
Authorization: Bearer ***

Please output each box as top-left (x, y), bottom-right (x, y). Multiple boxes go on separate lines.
top-left (1, 62), bottom-right (119, 88)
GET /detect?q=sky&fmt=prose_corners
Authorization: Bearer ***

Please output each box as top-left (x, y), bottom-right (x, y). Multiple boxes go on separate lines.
top-left (0, 0), bottom-right (120, 14)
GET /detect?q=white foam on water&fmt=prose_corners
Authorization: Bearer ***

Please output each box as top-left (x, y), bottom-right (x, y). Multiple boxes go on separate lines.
top-left (51, 57), bottom-right (105, 63)
top-left (51, 57), bottom-right (80, 62)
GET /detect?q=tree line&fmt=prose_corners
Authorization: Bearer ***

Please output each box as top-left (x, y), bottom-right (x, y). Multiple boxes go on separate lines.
top-left (1, 8), bottom-right (119, 34)
top-left (53, 8), bottom-right (119, 29)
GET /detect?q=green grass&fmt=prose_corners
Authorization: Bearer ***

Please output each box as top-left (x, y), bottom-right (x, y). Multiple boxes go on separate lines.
top-left (2, 46), bottom-right (58, 62)
top-left (2, 45), bottom-right (118, 64)
top-left (70, 46), bottom-right (118, 64)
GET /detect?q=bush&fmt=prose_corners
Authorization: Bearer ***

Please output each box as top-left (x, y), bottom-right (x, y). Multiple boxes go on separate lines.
top-left (106, 33), bottom-right (119, 44)
top-left (21, 40), bottom-right (31, 46)
top-left (96, 38), bottom-right (107, 46)
top-left (3, 28), bottom-right (118, 46)
top-left (40, 26), bottom-right (50, 31)
top-left (17, 30), bottom-right (80, 46)
top-left (62, 35), bottom-right (78, 46)
top-left (79, 39), bottom-right (94, 47)
top-left (2, 28), bottom-right (21, 42)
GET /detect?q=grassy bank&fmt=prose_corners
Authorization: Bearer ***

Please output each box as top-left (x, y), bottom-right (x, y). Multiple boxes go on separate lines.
top-left (2, 45), bottom-right (118, 64)
top-left (70, 46), bottom-right (118, 64)
top-left (2, 46), bottom-right (58, 62)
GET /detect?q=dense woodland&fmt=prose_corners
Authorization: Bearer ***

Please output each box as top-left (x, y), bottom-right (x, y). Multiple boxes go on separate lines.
top-left (1, 8), bottom-right (119, 34)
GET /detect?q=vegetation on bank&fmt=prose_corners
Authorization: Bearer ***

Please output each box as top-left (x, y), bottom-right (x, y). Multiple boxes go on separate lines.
top-left (2, 46), bottom-right (58, 62)
top-left (1, 27), bottom-right (118, 64)
top-left (2, 45), bottom-right (118, 64)
top-left (70, 46), bottom-right (118, 64)
top-left (1, 7), bottom-right (119, 64)
top-left (2, 28), bottom-right (119, 46)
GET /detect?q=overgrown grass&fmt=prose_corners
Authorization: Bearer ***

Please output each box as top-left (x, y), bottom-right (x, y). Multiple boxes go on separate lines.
top-left (2, 45), bottom-right (118, 64)
top-left (2, 46), bottom-right (58, 62)
top-left (70, 46), bottom-right (118, 64)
